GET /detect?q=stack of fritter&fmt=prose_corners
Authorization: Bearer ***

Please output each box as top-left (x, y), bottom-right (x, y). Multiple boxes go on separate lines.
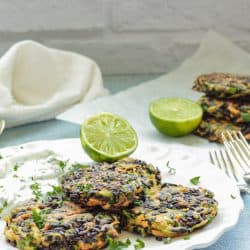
top-left (4, 158), bottom-right (218, 250)
top-left (193, 73), bottom-right (250, 143)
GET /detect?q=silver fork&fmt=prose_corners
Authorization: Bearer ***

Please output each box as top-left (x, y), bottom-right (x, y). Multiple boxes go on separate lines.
top-left (209, 131), bottom-right (250, 194)
top-left (0, 120), bottom-right (5, 135)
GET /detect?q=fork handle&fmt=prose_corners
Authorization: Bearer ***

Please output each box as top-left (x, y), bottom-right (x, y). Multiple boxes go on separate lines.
top-left (238, 184), bottom-right (250, 194)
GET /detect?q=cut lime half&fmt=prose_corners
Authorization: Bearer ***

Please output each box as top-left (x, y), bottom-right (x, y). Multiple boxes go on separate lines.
top-left (80, 112), bottom-right (138, 162)
top-left (149, 98), bottom-right (203, 137)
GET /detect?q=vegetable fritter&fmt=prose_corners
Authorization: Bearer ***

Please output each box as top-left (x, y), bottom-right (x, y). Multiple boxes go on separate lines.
top-left (62, 158), bottom-right (161, 210)
top-left (193, 73), bottom-right (250, 99)
top-left (123, 183), bottom-right (218, 239)
top-left (4, 198), bottom-right (120, 250)
top-left (198, 96), bottom-right (250, 123)
top-left (194, 116), bottom-right (250, 143)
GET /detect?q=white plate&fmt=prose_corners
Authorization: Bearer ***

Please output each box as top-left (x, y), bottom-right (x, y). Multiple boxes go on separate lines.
top-left (0, 139), bottom-right (244, 250)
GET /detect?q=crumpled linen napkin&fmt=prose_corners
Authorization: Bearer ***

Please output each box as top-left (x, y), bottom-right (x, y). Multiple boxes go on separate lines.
top-left (0, 40), bottom-right (108, 128)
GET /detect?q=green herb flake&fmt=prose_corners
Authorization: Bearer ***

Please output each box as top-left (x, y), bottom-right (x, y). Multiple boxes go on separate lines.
top-left (134, 238), bottom-right (145, 249)
top-left (230, 194), bottom-right (236, 199)
top-left (183, 236), bottom-right (190, 240)
top-left (122, 210), bottom-right (135, 219)
top-left (68, 163), bottom-right (88, 174)
top-left (16, 235), bottom-right (34, 249)
top-left (164, 237), bottom-right (172, 244)
top-left (190, 176), bottom-right (200, 185)
top-left (58, 160), bottom-right (66, 170)
top-left (78, 183), bottom-right (93, 193)
top-left (30, 182), bottom-right (42, 200)
top-left (11, 224), bottom-right (19, 233)
top-left (107, 236), bottom-right (131, 250)
top-left (48, 158), bottom-right (68, 171)
top-left (228, 86), bottom-right (237, 94)
top-left (207, 216), bottom-right (214, 224)
top-left (0, 200), bottom-right (8, 214)
top-left (12, 174), bottom-right (18, 178)
top-left (32, 208), bottom-right (45, 229)
top-left (166, 161), bottom-right (176, 175)
top-left (133, 200), bottom-right (141, 206)
top-left (242, 112), bottom-right (250, 122)
top-left (47, 185), bottom-right (62, 197)
top-left (13, 164), bottom-right (19, 171)
top-left (0, 154), bottom-right (3, 159)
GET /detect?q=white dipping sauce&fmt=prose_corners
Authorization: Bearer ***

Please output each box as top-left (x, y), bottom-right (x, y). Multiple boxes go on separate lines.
top-left (0, 148), bottom-right (71, 217)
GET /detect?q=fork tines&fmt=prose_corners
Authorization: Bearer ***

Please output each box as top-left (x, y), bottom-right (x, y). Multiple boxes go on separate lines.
top-left (210, 131), bottom-right (250, 193)
top-left (209, 149), bottom-right (239, 182)
top-left (221, 131), bottom-right (250, 168)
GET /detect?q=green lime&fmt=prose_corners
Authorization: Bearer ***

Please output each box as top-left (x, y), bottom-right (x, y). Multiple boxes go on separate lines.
top-left (80, 112), bottom-right (138, 162)
top-left (149, 98), bottom-right (203, 137)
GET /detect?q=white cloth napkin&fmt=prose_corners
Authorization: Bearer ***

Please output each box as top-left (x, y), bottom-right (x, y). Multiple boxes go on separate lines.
top-left (0, 40), bottom-right (108, 128)
top-left (59, 30), bottom-right (250, 150)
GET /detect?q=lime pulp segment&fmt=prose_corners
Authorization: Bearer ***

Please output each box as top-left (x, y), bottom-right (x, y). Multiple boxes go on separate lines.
top-left (150, 98), bottom-right (203, 121)
top-left (80, 112), bottom-right (138, 162)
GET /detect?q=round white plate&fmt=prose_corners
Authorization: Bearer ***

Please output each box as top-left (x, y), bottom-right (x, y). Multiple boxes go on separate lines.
top-left (0, 139), bottom-right (244, 250)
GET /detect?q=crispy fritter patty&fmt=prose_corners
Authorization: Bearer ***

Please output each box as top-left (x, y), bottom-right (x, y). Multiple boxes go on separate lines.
top-left (62, 158), bottom-right (161, 210)
top-left (198, 96), bottom-right (250, 123)
top-left (4, 199), bottom-right (120, 250)
top-left (194, 116), bottom-right (250, 143)
top-left (123, 183), bottom-right (218, 238)
top-left (112, 158), bottom-right (161, 190)
top-left (193, 73), bottom-right (250, 99)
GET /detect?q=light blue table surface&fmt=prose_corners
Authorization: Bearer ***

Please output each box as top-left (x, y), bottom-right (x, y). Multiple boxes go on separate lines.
top-left (0, 74), bottom-right (249, 249)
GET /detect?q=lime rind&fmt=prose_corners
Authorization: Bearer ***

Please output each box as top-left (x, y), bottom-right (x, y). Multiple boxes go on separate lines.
top-left (149, 98), bottom-right (203, 122)
top-left (80, 112), bottom-right (138, 162)
top-left (149, 98), bottom-right (203, 137)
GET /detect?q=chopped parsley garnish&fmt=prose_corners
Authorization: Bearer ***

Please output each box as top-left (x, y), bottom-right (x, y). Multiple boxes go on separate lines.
top-left (207, 216), bottom-right (214, 224)
top-left (30, 182), bottom-right (42, 200)
top-left (48, 158), bottom-right (67, 171)
top-left (123, 210), bottom-right (135, 219)
top-left (58, 160), bottom-right (66, 170)
top-left (107, 236), bottom-right (131, 250)
top-left (0, 200), bottom-right (8, 214)
top-left (134, 238), bottom-right (145, 249)
top-left (17, 235), bottom-right (34, 249)
top-left (78, 183), bottom-right (93, 193)
top-left (0, 154), bottom-right (3, 159)
top-left (190, 176), bottom-right (200, 185)
top-left (32, 209), bottom-right (45, 229)
top-left (163, 237), bottom-right (172, 244)
top-left (12, 174), bottom-right (18, 178)
top-left (11, 224), bottom-right (19, 233)
top-left (166, 161), bottom-right (176, 175)
top-left (133, 200), bottom-right (142, 206)
top-left (13, 164), bottom-right (19, 171)
top-left (230, 194), bottom-right (236, 199)
top-left (47, 185), bottom-right (62, 197)
top-left (68, 163), bottom-right (87, 174)
top-left (183, 235), bottom-right (190, 240)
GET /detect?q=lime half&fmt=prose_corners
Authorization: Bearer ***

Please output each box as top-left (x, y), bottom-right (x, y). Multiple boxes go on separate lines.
top-left (149, 98), bottom-right (203, 137)
top-left (80, 112), bottom-right (138, 162)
